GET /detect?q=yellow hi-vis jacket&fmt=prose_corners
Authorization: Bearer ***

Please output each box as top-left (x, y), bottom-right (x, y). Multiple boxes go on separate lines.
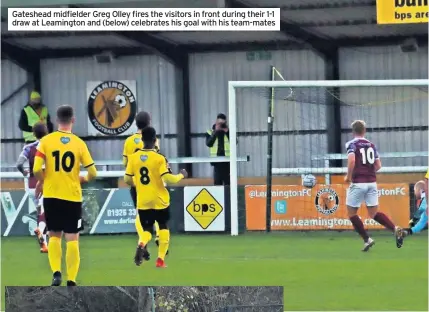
top-left (22, 106), bottom-right (48, 142)
top-left (207, 129), bottom-right (230, 157)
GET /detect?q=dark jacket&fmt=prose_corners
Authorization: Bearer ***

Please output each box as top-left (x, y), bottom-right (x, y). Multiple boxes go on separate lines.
top-left (18, 103), bottom-right (53, 133)
top-left (205, 124), bottom-right (229, 157)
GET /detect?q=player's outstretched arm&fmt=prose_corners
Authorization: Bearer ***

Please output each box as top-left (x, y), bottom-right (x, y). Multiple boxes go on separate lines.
top-left (162, 169), bottom-right (188, 185)
top-left (82, 165), bottom-right (97, 183)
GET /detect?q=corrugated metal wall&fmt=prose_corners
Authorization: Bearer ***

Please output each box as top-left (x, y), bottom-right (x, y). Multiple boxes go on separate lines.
top-left (1, 60), bottom-right (30, 166)
top-left (1, 60), bottom-right (29, 140)
top-left (339, 46), bottom-right (428, 166)
top-left (40, 55), bottom-right (179, 162)
top-left (189, 50), bottom-right (327, 177)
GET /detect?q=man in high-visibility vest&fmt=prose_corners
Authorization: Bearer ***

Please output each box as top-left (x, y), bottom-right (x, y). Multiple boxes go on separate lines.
top-left (205, 113), bottom-right (231, 185)
top-left (18, 91), bottom-right (53, 143)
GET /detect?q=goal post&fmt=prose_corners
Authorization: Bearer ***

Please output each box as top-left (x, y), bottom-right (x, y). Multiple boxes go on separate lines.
top-left (228, 78), bottom-right (429, 236)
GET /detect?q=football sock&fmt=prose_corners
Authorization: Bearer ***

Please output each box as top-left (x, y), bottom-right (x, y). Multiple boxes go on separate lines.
top-left (39, 221), bottom-right (46, 242)
top-left (135, 214), bottom-right (145, 244)
top-left (154, 222), bottom-right (160, 238)
top-left (38, 221), bottom-right (46, 236)
top-left (66, 241), bottom-right (80, 283)
top-left (48, 236), bottom-right (62, 273)
top-left (349, 215), bottom-right (369, 242)
top-left (158, 229), bottom-right (170, 261)
top-left (373, 212), bottom-right (395, 232)
top-left (141, 231), bottom-right (152, 246)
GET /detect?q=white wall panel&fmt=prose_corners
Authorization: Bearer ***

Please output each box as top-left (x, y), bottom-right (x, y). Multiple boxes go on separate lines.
top-left (339, 46), bottom-right (428, 129)
top-left (40, 56), bottom-right (178, 137)
top-left (1, 60), bottom-right (29, 139)
top-left (1, 142), bottom-right (24, 169)
top-left (189, 50), bottom-right (326, 134)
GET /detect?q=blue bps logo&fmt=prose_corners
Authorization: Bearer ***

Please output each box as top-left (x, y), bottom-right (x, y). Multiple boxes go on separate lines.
top-left (274, 200), bottom-right (287, 214)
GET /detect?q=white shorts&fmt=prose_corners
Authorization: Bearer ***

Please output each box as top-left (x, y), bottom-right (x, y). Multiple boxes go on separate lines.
top-left (346, 182), bottom-right (379, 208)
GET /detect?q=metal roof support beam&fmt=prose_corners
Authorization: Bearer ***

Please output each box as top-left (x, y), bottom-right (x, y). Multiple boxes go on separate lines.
top-left (298, 19), bottom-right (377, 27)
top-left (113, 31), bottom-right (183, 66)
top-left (35, 46), bottom-right (148, 59)
top-left (324, 48), bottom-right (342, 168)
top-left (182, 41), bottom-right (309, 53)
top-left (279, 0), bottom-right (375, 11)
top-left (225, 0), bottom-right (334, 58)
top-left (335, 34), bottom-right (428, 47)
top-left (1, 41), bottom-right (41, 91)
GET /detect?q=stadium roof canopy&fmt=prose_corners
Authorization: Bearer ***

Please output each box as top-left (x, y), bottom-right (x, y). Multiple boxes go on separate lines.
top-left (1, 0), bottom-right (428, 67)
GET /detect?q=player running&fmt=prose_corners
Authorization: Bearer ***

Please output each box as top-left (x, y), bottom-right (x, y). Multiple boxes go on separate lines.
top-left (124, 127), bottom-right (187, 268)
top-left (16, 122), bottom-right (49, 253)
top-left (123, 111), bottom-right (163, 251)
top-left (33, 105), bottom-right (97, 286)
top-left (403, 180), bottom-right (428, 236)
top-left (344, 120), bottom-right (403, 251)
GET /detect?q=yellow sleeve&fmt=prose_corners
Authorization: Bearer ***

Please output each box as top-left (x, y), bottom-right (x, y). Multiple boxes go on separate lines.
top-left (33, 141), bottom-right (46, 176)
top-left (124, 157), bottom-right (135, 185)
top-left (125, 156), bottom-right (134, 177)
top-left (425, 169), bottom-right (428, 179)
top-left (162, 173), bottom-right (184, 184)
top-left (159, 156), bottom-right (172, 176)
top-left (80, 142), bottom-right (96, 181)
top-left (81, 142), bottom-right (95, 168)
top-left (122, 139), bottom-right (130, 167)
top-left (159, 156), bottom-right (183, 184)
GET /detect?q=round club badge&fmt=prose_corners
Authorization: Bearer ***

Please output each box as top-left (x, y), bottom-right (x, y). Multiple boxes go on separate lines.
top-left (87, 81), bottom-right (137, 135)
top-left (314, 188), bottom-right (339, 215)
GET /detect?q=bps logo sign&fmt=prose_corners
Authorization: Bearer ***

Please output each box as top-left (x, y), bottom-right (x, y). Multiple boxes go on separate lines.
top-left (184, 187), bottom-right (225, 231)
top-left (87, 80), bottom-right (137, 136)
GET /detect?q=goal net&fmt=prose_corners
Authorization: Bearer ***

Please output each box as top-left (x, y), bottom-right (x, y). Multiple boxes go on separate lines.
top-left (229, 72), bottom-right (428, 235)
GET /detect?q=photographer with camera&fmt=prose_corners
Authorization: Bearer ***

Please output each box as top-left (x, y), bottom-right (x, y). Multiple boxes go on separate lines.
top-left (205, 113), bottom-right (231, 185)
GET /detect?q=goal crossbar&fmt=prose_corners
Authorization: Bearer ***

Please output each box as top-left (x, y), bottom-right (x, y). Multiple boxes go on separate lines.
top-left (228, 79), bottom-right (429, 236)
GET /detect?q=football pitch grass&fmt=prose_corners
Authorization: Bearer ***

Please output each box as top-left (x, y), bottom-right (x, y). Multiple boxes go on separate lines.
top-left (1, 231), bottom-right (428, 311)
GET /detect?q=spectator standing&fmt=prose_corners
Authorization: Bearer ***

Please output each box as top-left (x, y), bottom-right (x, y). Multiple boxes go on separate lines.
top-left (18, 91), bottom-right (53, 143)
top-left (205, 113), bottom-right (231, 185)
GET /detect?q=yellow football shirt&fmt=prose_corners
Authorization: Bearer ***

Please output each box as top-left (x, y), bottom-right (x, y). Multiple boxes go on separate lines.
top-left (125, 149), bottom-right (171, 210)
top-left (35, 131), bottom-right (94, 202)
top-left (426, 169), bottom-right (428, 179)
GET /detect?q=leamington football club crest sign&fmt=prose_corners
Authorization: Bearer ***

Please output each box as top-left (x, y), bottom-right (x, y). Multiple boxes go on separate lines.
top-left (87, 80), bottom-right (137, 136)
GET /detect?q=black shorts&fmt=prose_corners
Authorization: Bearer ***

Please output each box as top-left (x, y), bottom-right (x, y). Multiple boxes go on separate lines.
top-left (43, 198), bottom-right (83, 233)
top-left (130, 187), bottom-right (137, 207)
top-left (138, 208), bottom-right (170, 231)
